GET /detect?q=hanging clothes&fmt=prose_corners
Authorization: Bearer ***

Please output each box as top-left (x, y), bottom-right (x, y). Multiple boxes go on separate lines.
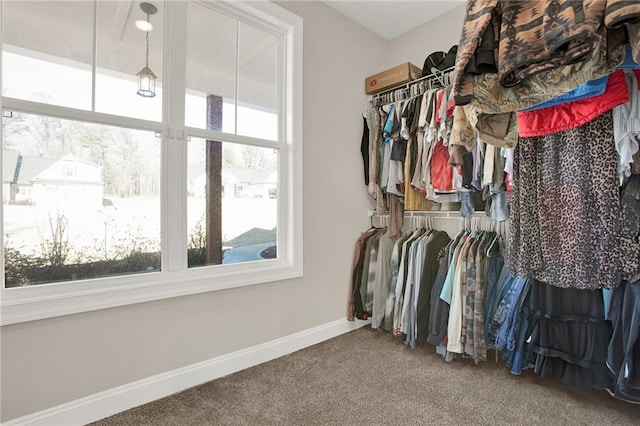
top-left (363, 71), bottom-right (505, 219)
top-left (391, 228), bottom-right (425, 336)
top-left (403, 229), bottom-right (451, 349)
top-left (509, 111), bottom-right (622, 290)
top-left (516, 70), bottom-right (629, 138)
top-left (613, 70), bottom-right (640, 185)
top-left (360, 116), bottom-right (370, 186)
top-left (384, 230), bottom-right (413, 331)
top-left (423, 228), bottom-right (508, 364)
top-left (363, 107), bottom-right (385, 214)
top-left (606, 281), bottom-right (640, 403)
top-left (348, 227), bottom-right (383, 321)
top-left (452, 0), bottom-right (632, 108)
top-left (371, 230), bottom-right (397, 330)
top-left (426, 239), bottom-right (456, 347)
top-left (527, 280), bottom-right (610, 391)
top-left (404, 97), bottom-right (432, 211)
top-left (416, 231), bottom-right (452, 342)
top-left (620, 175), bottom-right (640, 284)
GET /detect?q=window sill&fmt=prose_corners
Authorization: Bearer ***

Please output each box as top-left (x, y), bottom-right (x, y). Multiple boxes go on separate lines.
top-left (0, 260), bottom-right (303, 325)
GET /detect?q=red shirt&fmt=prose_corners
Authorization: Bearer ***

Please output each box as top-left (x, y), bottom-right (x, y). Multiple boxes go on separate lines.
top-left (517, 70), bottom-right (629, 138)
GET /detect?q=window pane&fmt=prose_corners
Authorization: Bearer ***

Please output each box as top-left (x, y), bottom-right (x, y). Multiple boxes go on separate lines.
top-left (185, 2), bottom-right (236, 131)
top-left (187, 137), bottom-right (278, 268)
top-left (1, 1), bottom-right (93, 110)
top-left (3, 112), bottom-right (161, 287)
top-left (95, 1), bottom-right (163, 121)
top-left (237, 23), bottom-right (279, 141)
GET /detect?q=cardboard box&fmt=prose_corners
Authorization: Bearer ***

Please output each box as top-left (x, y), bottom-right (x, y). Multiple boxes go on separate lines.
top-left (365, 62), bottom-right (422, 95)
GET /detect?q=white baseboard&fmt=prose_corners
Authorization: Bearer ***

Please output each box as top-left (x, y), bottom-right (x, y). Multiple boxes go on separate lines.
top-left (4, 318), bottom-right (370, 426)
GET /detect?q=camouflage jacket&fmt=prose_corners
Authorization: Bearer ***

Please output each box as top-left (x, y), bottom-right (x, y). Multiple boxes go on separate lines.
top-left (452, 0), bottom-right (640, 108)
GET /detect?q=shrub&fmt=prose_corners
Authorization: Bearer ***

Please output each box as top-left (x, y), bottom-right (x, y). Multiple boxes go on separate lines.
top-left (188, 216), bottom-right (207, 267)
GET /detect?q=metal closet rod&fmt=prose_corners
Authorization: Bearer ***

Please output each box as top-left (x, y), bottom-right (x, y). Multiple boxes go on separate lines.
top-left (370, 66), bottom-right (455, 106)
top-left (370, 210), bottom-right (489, 218)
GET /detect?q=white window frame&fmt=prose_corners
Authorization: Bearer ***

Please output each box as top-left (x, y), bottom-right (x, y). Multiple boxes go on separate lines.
top-left (0, 0), bottom-right (303, 326)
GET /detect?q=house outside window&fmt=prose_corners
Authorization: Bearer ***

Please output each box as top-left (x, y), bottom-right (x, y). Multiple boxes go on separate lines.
top-left (0, 0), bottom-right (303, 325)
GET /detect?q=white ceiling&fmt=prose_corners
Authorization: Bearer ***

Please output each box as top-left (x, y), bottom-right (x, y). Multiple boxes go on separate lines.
top-left (322, 1), bottom-right (465, 40)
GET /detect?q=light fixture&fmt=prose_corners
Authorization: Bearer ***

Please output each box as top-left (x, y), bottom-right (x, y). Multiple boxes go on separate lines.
top-left (136, 2), bottom-right (157, 98)
top-left (135, 19), bottom-right (153, 32)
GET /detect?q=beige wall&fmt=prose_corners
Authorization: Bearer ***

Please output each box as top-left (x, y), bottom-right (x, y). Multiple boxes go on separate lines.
top-left (388, 4), bottom-right (466, 71)
top-left (0, 2), bottom-right (466, 422)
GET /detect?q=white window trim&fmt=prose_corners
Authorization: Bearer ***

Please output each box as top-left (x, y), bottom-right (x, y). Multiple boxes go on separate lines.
top-left (0, 0), bottom-right (303, 326)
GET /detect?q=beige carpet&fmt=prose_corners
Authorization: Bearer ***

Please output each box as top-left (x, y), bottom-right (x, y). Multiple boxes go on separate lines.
top-left (91, 327), bottom-right (639, 425)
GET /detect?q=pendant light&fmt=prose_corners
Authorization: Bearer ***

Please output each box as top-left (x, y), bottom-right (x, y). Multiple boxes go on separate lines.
top-left (136, 2), bottom-right (158, 98)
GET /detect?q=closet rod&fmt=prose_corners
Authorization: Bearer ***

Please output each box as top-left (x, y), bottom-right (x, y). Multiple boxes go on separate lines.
top-left (369, 210), bottom-right (491, 219)
top-left (370, 66), bottom-right (455, 106)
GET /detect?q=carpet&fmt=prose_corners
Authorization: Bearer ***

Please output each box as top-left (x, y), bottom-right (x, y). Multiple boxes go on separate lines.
top-left (91, 327), bottom-right (639, 425)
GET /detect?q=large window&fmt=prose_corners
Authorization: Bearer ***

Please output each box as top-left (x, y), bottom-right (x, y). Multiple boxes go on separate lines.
top-left (0, 1), bottom-right (303, 324)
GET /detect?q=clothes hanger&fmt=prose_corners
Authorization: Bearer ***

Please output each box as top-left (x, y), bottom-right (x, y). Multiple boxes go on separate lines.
top-left (484, 219), bottom-right (501, 255)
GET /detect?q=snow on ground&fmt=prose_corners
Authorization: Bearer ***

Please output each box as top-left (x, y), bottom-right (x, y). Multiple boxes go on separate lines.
top-left (4, 196), bottom-right (277, 260)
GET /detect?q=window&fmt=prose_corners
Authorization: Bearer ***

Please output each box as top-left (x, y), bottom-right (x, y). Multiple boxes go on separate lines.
top-left (0, 1), bottom-right (303, 325)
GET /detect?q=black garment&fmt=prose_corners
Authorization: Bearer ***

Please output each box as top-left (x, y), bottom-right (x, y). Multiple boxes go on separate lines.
top-left (377, 109), bottom-right (386, 190)
top-left (389, 134), bottom-right (406, 163)
top-left (361, 117), bottom-right (370, 186)
top-left (439, 45), bottom-right (458, 71)
top-left (409, 97), bottom-right (422, 134)
top-left (426, 243), bottom-right (453, 346)
top-left (416, 231), bottom-right (452, 341)
top-left (483, 247), bottom-right (505, 347)
top-left (607, 281), bottom-right (640, 403)
top-left (422, 45), bottom-right (458, 78)
top-left (462, 150), bottom-right (474, 189)
top-left (409, 129), bottom-right (419, 182)
top-left (491, 145), bottom-right (506, 193)
top-left (527, 280), bottom-right (610, 391)
top-left (464, 19), bottom-right (497, 75)
top-left (351, 229), bottom-right (381, 320)
top-left (390, 98), bottom-right (417, 165)
top-left (422, 51), bottom-right (445, 78)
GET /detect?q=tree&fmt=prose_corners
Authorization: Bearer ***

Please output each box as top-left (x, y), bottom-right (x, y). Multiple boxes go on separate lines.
top-left (221, 144), bottom-right (277, 170)
top-left (3, 110), bottom-right (160, 198)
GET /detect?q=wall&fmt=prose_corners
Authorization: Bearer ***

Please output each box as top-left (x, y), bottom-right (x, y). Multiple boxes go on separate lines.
top-left (0, 3), bottom-right (470, 422)
top-left (387, 4), bottom-right (466, 71)
top-left (0, 1), bottom-right (386, 422)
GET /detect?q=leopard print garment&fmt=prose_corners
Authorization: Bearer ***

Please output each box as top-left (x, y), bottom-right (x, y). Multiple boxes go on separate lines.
top-left (509, 111), bottom-right (622, 290)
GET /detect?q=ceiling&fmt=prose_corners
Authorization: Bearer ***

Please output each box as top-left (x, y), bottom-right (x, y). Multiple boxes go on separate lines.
top-left (322, 1), bottom-right (465, 40)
